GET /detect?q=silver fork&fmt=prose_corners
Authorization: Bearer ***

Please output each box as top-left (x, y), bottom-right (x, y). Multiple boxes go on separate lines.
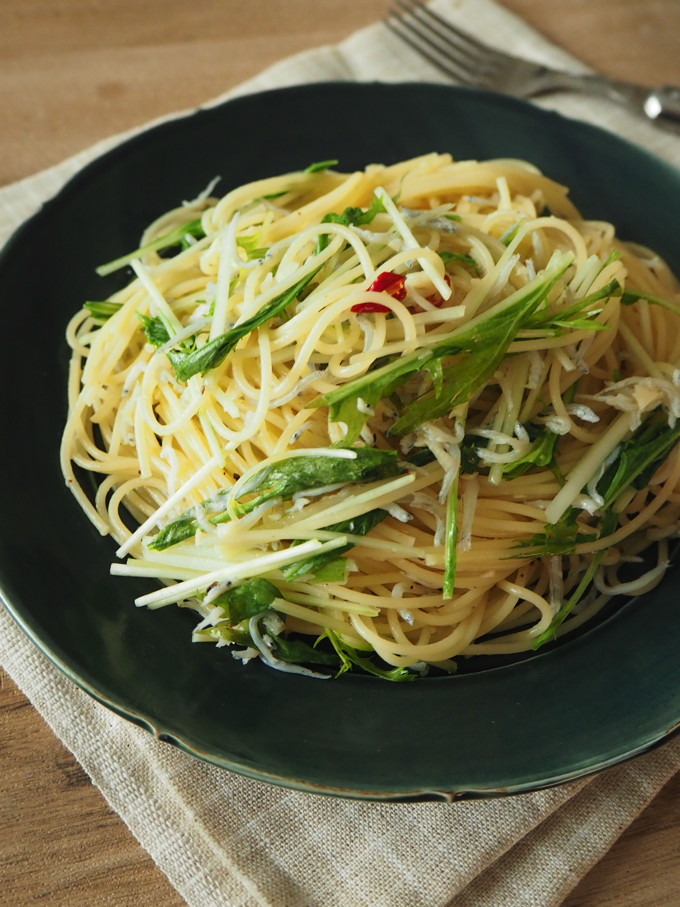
top-left (386, 0), bottom-right (680, 129)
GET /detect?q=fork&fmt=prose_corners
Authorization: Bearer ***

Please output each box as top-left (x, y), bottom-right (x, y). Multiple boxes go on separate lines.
top-left (385, 0), bottom-right (680, 128)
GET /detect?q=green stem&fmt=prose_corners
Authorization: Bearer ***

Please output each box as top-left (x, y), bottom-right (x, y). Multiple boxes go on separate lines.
top-left (96, 218), bottom-right (205, 276)
top-left (443, 473), bottom-right (459, 600)
top-left (532, 550), bottom-right (604, 649)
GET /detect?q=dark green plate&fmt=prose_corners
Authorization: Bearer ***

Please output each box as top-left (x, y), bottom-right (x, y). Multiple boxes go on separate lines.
top-left (1, 83), bottom-right (680, 801)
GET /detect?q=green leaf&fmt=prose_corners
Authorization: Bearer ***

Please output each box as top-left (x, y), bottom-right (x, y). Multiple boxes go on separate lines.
top-left (389, 352), bottom-right (500, 437)
top-left (236, 228), bottom-right (269, 261)
top-left (320, 629), bottom-right (417, 681)
top-left (270, 636), bottom-right (340, 665)
top-left (515, 510), bottom-right (596, 558)
top-left (620, 288), bottom-right (680, 313)
top-left (540, 317), bottom-right (609, 334)
top-left (503, 428), bottom-right (559, 480)
top-left (167, 267), bottom-right (320, 381)
top-left (148, 493), bottom-right (262, 552)
top-left (209, 577), bottom-right (280, 624)
top-left (311, 254), bottom-right (574, 443)
top-left (136, 312), bottom-right (171, 348)
top-left (96, 217), bottom-right (205, 276)
top-left (531, 510), bottom-right (619, 650)
top-left (459, 437), bottom-right (482, 474)
top-left (84, 300), bottom-right (123, 322)
top-left (597, 414), bottom-right (680, 509)
top-left (405, 448), bottom-right (437, 468)
top-left (310, 350), bottom-right (430, 442)
top-left (236, 236), bottom-right (269, 261)
top-left (306, 557), bottom-right (351, 584)
top-left (194, 623), bottom-right (252, 646)
top-left (438, 250), bottom-right (479, 275)
top-left (346, 193), bottom-right (387, 227)
top-left (531, 509), bottom-right (619, 648)
top-left (390, 275), bottom-right (571, 437)
top-left (528, 280), bottom-right (621, 330)
top-left (150, 456), bottom-right (398, 553)
top-left (599, 508), bottom-right (619, 538)
top-left (237, 449), bottom-right (404, 505)
top-left (314, 194), bottom-right (387, 253)
top-left (281, 509), bottom-right (388, 581)
top-left (304, 159), bottom-right (339, 174)
top-left (149, 512), bottom-right (198, 550)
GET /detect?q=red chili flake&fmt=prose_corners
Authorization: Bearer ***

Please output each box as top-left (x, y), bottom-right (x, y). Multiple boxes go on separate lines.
top-left (368, 271), bottom-right (407, 300)
top-left (351, 270), bottom-right (407, 314)
top-left (426, 274), bottom-right (452, 308)
top-left (351, 301), bottom-right (392, 314)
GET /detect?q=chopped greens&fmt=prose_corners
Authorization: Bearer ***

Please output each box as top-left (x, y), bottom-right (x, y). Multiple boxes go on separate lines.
top-left (149, 451), bottom-right (403, 551)
top-left (234, 448), bottom-right (404, 508)
top-left (201, 580), bottom-right (416, 678)
top-left (167, 267), bottom-right (320, 381)
top-left (281, 509), bottom-right (388, 581)
top-left (194, 623), bottom-right (252, 646)
top-left (297, 557), bottom-right (349, 584)
top-left (149, 512), bottom-right (203, 551)
top-left (209, 577), bottom-right (280, 623)
top-left (531, 551), bottom-right (604, 649)
top-left (270, 636), bottom-right (340, 666)
top-left (96, 217), bottom-right (205, 277)
top-left (500, 220), bottom-right (523, 246)
top-left (460, 436), bottom-right (482, 474)
top-left (304, 159), bottom-right (339, 173)
top-left (528, 280), bottom-right (620, 333)
top-left (315, 195), bottom-right (387, 253)
top-left (236, 234), bottom-right (269, 261)
top-left (309, 254), bottom-right (573, 443)
top-left (515, 510), bottom-right (597, 559)
top-left (320, 630), bottom-right (417, 681)
top-left (596, 414), bottom-right (680, 508)
top-left (519, 413), bottom-right (680, 641)
top-left (503, 427), bottom-right (559, 480)
top-left (84, 300), bottom-right (123, 322)
top-left (531, 511), bottom-right (618, 648)
top-left (438, 250), bottom-right (479, 274)
top-left (136, 312), bottom-right (171, 348)
top-left (621, 288), bottom-right (680, 314)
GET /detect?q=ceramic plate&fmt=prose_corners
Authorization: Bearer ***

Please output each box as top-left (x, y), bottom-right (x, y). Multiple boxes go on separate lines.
top-left (2, 83), bottom-right (680, 800)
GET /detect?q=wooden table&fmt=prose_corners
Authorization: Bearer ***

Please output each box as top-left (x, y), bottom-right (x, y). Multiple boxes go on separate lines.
top-left (2, 2), bottom-right (680, 904)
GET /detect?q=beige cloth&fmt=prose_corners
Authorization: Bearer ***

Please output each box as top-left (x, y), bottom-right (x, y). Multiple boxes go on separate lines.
top-left (2, 1), bottom-right (680, 905)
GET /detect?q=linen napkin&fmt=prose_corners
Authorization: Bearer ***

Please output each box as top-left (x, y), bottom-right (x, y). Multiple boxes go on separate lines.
top-left (3, 2), bottom-right (680, 905)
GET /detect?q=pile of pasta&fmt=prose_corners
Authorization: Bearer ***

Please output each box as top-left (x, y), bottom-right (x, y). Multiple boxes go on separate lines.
top-left (61, 153), bottom-right (680, 679)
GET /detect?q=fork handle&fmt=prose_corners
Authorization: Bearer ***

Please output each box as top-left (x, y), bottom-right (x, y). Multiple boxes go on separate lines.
top-left (531, 69), bottom-right (680, 130)
top-left (641, 87), bottom-right (680, 127)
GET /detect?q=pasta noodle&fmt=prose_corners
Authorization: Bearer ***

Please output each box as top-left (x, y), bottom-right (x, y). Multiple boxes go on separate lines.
top-left (62, 153), bottom-right (680, 680)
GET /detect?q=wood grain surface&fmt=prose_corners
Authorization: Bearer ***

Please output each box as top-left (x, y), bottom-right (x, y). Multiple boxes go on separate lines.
top-left (2, 1), bottom-right (680, 905)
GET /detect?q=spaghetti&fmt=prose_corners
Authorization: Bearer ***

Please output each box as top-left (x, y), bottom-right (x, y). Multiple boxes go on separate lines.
top-left (62, 153), bottom-right (680, 679)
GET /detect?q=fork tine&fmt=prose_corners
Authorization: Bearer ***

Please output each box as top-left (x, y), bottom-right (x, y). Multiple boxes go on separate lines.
top-left (397, 0), bottom-right (507, 68)
top-left (384, 15), bottom-right (481, 87)
top-left (387, 3), bottom-right (502, 88)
